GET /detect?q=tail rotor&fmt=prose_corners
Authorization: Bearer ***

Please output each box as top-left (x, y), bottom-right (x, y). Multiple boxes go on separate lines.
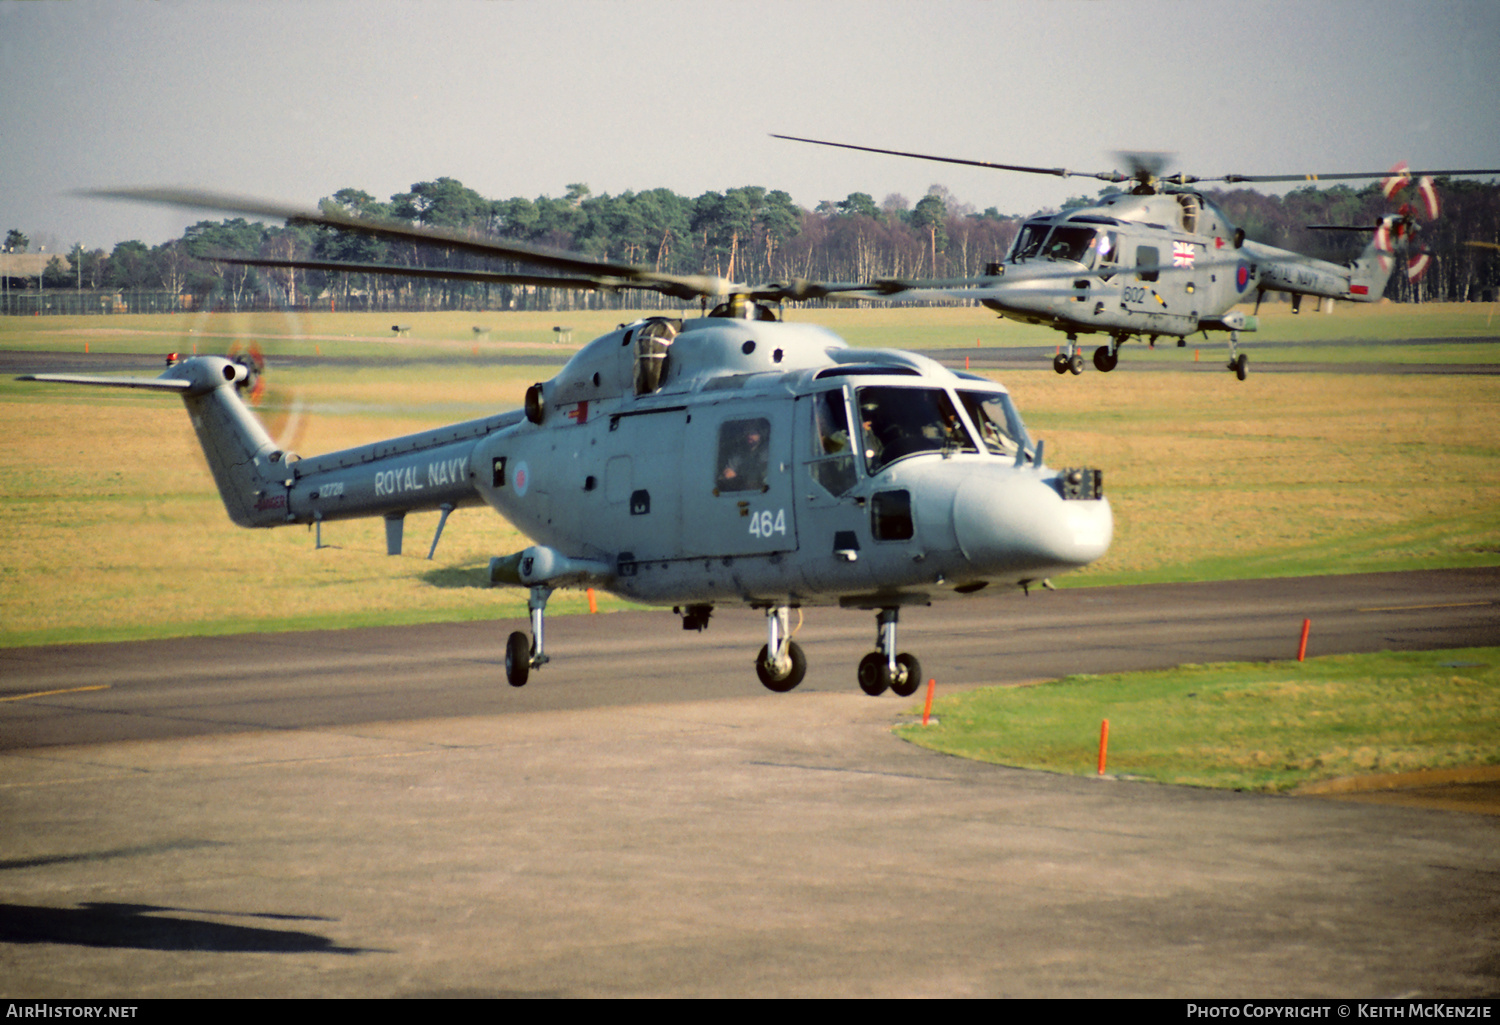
top-left (224, 339), bottom-right (305, 454)
top-left (1379, 162), bottom-right (1440, 282)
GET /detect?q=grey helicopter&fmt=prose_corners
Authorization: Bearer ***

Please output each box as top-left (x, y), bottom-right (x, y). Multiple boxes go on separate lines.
top-left (775, 136), bottom-right (1500, 379)
top-left (21, 188), bottom-right (1112, 697)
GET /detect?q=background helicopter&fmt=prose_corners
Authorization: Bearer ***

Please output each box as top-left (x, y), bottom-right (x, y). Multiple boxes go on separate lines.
top-left (774, 136), bottom-right (1500, 380)
top-left (22, 188), bottom-right (1112, 697)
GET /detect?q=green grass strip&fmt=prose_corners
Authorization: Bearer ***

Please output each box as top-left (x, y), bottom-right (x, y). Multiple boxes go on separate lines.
top-left (896, 648), bottom-right (1500, 792)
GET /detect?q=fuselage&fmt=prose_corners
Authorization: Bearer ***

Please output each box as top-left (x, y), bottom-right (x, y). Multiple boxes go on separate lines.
top-left (470, 315), bottom-right (1111, 607)
top-left (926, 190), bottom-right (1391, 342)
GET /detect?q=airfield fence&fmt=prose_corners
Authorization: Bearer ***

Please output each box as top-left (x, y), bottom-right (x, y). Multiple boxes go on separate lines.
top-left (0, 288), bottom-right (721, 317)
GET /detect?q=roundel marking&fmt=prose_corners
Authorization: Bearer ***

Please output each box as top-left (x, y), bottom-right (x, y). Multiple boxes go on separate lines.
top-left (513, 460), bottom-right (530, 497)
top-left (1235, 262), bottom-right (1252, 293)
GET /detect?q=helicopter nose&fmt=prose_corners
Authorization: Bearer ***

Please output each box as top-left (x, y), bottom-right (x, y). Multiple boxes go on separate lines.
top-left (952, 469), bottom-right (1112, 578)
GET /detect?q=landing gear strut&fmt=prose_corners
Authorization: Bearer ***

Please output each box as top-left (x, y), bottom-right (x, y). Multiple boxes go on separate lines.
top-left (1227, 331), bottom-right (1248, 381)
top-left (856, 608), bottom-right (922, 697)
top-left (1093, 334), bottom-right (1124, 373)
top-left (1053, 334), bottom-right (1084, 375)
top-left (505, 585), bottom-right (552, 687)
top-left (755, 605), bottom-right (807, 693)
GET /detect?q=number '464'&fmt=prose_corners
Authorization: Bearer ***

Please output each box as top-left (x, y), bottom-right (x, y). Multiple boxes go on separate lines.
top-left (749, 509), bottom-right (786, 538)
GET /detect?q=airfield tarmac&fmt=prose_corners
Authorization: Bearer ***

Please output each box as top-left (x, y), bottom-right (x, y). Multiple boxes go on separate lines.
top-left (2, 569), bottom-right (1497, 997)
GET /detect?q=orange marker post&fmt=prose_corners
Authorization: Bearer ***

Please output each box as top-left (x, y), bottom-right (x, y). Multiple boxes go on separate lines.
top-left (1297, 618), bottom-right (1311, 662)
top-left (922, 678), bottom-right (936, 726)
top-left (1098, 719), bottom-right (1110, 775)
top-left (587, 588), bottom-right (598, 614)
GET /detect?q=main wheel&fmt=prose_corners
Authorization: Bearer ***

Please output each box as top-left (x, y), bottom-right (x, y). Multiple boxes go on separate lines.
top-left (857, 652), bottom-right (889, 696)
top-left (1093, 347), bottom-right (1117, 373)
top-left (889, 653), bottom-right (923, 698)
top-left (1069, 353), bottom-right (1084, 375)
top-left (505, 630), bottom-right (531, 687)
top-left (756, 640), bottom-right (806, 693)
top-left (1233, 353), bottom-right (1248, 381)
top-left (1052, 353), bottom-right (1069, 375)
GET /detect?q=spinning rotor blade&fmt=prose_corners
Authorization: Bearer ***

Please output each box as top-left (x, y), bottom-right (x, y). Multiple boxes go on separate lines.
top-left (87, 187), bottom-right (735, 301)
top-left (213, 255), bottom-right (668, 295)
top-left (775, 135), bottom-right (1500, 195)
top-left (1203, 165), bottom-right (1500, 185)
top-left (771, 135), bottom-right (1131, 184)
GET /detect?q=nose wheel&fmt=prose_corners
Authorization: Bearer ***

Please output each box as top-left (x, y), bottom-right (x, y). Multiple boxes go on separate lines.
top-left (856, 608), bottom-right (922, 697)
top-left (755, 606), bottom-right (807, 692)
top-left (504, 586), bottom-right (553, 687)
top-left (1227, 331), bottom-right (1248, 381)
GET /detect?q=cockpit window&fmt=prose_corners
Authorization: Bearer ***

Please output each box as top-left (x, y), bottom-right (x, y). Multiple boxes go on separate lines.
top-left (958, 390), bottom-right (1032, 458)
top-left (1011, 221), bottom-right (1051, 260)
top-left (1043, 226), bottom-right (1102, 266)
top-left (855, 386), bottom-right (975, 474)
top-left (808, 389), bottom-right (857, 496)
top-left (1012, 223), bottom-right (1109, 267)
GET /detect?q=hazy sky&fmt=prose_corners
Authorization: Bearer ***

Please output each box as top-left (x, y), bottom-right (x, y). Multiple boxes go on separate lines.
top-left (3, 0), bottom-right (1498, 252)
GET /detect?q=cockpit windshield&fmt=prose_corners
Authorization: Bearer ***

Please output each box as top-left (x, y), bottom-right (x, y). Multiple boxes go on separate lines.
top-left (1011, 221), bottom-right (1051, 260)
top-left (957, 390), bottom-right (1032, 458)
top-left (1042, 226), bottom-right (1102, 266)
top-left (855, 386), bottom-right (976, 474)
top-left (1010, 223), bottom-right (1112, 268)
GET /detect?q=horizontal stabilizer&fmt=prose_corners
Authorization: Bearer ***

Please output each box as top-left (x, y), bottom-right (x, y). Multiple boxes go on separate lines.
top-left (18, 373), bottom-right (192, 391)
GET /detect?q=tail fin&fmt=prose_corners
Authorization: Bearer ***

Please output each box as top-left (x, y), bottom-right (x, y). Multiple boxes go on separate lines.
top-left (23, 356), bottom-right (288, 528)
top-left (1345, 215), bottom-right (1402, 302)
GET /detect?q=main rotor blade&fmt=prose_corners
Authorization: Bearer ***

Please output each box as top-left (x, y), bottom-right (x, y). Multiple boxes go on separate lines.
top-left (1204, 168), bottom-right (1500, 184)
top-left (213, 255), bottom-right (645, 294)
top-left (771, 135), bottom-right (1130, 183)
top-left (773, 137), bottom-right (1500, 192)
top-left (85, 186), bottom-right (734, 300)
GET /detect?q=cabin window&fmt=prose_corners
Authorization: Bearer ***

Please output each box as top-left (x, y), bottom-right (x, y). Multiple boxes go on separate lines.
top-left (1135, 245), bottom-right (1160, 282)
top-left (855, 386), bottom-right (975, 475)
top-left (808, 389), bottom-right (857, 496)
top-left (715, 417), bottom-right (770, 493)
top-left (871, 490), bottom-right (914, 542)
top-left (957, 391), bottom-right (1031, 458)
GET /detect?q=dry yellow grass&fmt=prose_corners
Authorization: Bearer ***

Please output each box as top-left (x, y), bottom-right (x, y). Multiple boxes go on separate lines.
top-left (2, 307), bottom-right (1498, 644)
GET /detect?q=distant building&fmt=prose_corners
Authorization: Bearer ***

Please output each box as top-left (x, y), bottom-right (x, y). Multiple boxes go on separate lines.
top-left (0, 252), bottom-right (55, 279)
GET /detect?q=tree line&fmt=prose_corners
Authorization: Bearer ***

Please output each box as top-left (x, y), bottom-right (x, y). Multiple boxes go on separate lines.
top-left (5, 175), bottom-right (1498, 314)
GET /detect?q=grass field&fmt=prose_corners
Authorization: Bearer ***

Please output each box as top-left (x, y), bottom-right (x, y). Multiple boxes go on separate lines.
top-left (2, 299), bottom-right (1497, 358)
top-left (894, 648), bottom-right (1500, 792)
top-left (2, 304), bottom-right (1498, 646)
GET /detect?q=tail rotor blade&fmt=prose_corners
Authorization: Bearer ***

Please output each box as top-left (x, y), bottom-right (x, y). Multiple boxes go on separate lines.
top-left (1381, 161), bottom-right (1411, 201)
top-left (1416, 176), bottom-right (1440, 220)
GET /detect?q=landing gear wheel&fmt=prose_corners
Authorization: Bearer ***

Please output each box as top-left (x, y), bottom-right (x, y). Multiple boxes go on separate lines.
top-left (889, 653), bottom-right (923, 698)
top-left (857, 652), bottom-right (889, 696)
top-left (756, 641), bottom-right (807, 693)
top-left (1069, 354), bottom-right (1084, 375)
top-left (1093, 347), bottom-right (1117, 373)
top-left (505, 630), bottom-right (531, 687)
top-left (1233, 353), bottom-right (1248, 381)
top-left (1052, 353), bottom-right (1069, 375)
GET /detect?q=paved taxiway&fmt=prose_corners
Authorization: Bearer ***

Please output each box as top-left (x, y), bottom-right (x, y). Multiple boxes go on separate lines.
top-left (2, 569), bottom-right (1497, 997)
